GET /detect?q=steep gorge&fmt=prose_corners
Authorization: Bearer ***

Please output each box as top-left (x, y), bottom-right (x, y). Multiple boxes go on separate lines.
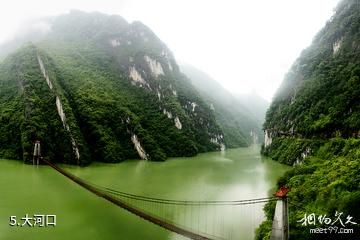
top-left (257, 0), bottom-right (360, 238)
top-left (0, 11), bottom-right (231, 165)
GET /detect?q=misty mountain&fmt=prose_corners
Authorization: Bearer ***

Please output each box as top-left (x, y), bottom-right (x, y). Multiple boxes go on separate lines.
top-left (0, 10), bottom-right (232, 165)
top-left (235, 92), bottom-right (269, 125)
top-left (180, 64), bottom-right (266, 146)
top-left (257, 0), bottom-right (360, 238)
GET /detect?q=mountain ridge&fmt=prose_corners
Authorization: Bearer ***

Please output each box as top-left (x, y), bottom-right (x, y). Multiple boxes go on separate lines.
top-left (257, 0), bottom-right (360, 238)
top-left (180, 64), bottom-right (267, 146)
top-left (0, 11), bottom-right (232, 165)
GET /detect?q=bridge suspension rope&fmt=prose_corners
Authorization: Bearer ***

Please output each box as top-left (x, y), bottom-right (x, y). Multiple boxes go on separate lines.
top-left (42, 159), bottom-right (276, 240)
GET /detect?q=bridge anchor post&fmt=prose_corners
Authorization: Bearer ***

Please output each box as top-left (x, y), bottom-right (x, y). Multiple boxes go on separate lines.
top-left (270, 186), bottom-right (289, 240)
top-left (33, 140), bottom-right (41, 166)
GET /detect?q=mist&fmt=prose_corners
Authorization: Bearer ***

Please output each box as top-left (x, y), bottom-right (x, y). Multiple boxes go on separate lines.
top-left (0, 0), bottom-right (340, 101)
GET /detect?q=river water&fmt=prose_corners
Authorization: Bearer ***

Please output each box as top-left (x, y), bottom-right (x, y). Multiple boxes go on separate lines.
top-left (0, 145), bottom-right (289, 240)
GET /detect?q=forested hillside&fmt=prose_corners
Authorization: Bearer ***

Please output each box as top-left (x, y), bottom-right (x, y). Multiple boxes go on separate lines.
top-left (257, 0), bottom-right (360, 238)
top-left (0, 11), bottom-right (229, 165)
top-left (181, 64), bottom-right (267, 147)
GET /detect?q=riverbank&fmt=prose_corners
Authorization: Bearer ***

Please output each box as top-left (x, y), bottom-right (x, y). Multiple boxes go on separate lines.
top-left (0, 146), bottom-right (290, 239)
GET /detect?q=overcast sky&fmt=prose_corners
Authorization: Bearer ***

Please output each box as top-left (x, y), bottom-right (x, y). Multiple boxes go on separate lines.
top-left (0, 0), bottom-right (340, 101)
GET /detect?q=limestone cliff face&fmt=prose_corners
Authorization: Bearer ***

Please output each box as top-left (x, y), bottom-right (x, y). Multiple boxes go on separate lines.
top-left (257, 2), bottom-right (360, 239)
top-left (180, 64), bottom-right (266, 148)
top-left (38, 54), bottom-right (81, 163)
top-left (0, 11), bottom-right (224, 164)
top-left (262, 0), bottom-right (360, 165)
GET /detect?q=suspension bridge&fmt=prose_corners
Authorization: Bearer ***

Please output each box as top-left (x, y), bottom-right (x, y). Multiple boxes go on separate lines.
top-left (41, 158), bottom-right (289, 240)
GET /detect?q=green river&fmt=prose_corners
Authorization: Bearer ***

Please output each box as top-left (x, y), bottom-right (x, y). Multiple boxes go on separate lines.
top-left (0, 145), bottom-right (290, 240)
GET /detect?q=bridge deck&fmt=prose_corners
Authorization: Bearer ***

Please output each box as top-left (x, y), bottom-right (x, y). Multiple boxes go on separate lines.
top-left (43, 159), bottom-right (213, 240)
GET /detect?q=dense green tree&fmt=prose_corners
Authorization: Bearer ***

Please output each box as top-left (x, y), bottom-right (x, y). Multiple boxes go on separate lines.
top-left (258, 0), bottom-right (360, 239)
top-left (0, 11), bottom-right (227, 164)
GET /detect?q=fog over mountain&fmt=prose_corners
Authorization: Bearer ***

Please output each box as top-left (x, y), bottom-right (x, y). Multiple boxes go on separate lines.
top-left (0, 11), bottom-right (231, 164)
top-left (181, 64), bottom-right (268, 145)
top-left (0, 0), bottom-right (341, 101)
top-left (258, 0), bottom-right (360, 238)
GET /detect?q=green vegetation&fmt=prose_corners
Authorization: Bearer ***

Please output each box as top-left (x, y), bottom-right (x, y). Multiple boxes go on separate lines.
top-left (264, 0), bottom-right (360, 138)
top-left (181, 64), bottom-right (268, 147)
top-left (258, 0), bottom-right (360, 239)
top-left (257, 138), bottom-right (360, 239)
top-left (261, 138), bottom-right (324, 165)
top-left (0, 11), bottom-right (228, 165)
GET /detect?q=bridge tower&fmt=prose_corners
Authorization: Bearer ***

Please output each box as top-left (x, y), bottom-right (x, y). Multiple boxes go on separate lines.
top-left (33, 140), bottom-right (41, 166)
top-left (270, 186), bottom-right (289, 240)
